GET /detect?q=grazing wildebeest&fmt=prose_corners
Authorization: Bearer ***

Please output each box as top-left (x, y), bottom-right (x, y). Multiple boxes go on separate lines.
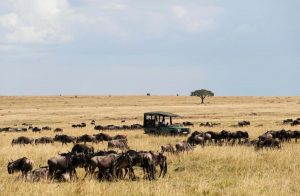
top-left (35, 137), bottom-right (54, 145)
top-left (94, 125), bottom-right (104, 131)
top-left (292, 130), bottom-right (300, 142)
top-left (175, 141), bottom-right (194, 153)
top-left (32, 127), bottom-right (41, 132)
top-left (53, 134), bottom-right (77, 145)
top-left (283, 119), bottom-right (293, 124)
top-left (112, 153), bottom-right (134, 180)
top-left (238, 121), bottom-right (251, 127)
top-left (256, 138), bottom-right (281, 149)
top-left (205, 130), bottom-right (229, 144)
top-left (123, 150), bottom-right (157, 180)
top-left (228, 131), bottom-right (249, 144)
top-left (187, 131), bottom-right (205, 147)
top-left (88, 154), bottom-right (118, 180)
top-left (71, 144), bottom-right (94, 154)
top-left (42, 126), bottom-right (52, 131)
top-left (76, 134), bottom-right (97, 144)
top-left (108, 140), bottom-right (129, 151)
top-left (138, 151), bottom-right (156, 180)
top-left (93, 133), bottom-right (112, 143)
top-left (72, 123), bottom-right (86, 128)
top-left (259, 133), bottom-right (274, 141)
top-left (48, 152), bottom-right (86, 180)
top-left (24, 166), bottom-right (49, 182)
top-left (161, 144), bottom-right (175, 154)
top-left (291, 120), bottom-right (300, 126)
top-left (112, 134), bottom-right (127, 141)
top-left (11, 136), bottom-right (34, 146)
top-left (130, 124), bottom-right (143, 129)
top-left (183, 121), bottom-right (194, 127)
top-left (54, 128), bottom-right (63, 132)
top-left (7, 157), bottom-right (34, 177)
top-left (151, 152), bottom-right (167, 178)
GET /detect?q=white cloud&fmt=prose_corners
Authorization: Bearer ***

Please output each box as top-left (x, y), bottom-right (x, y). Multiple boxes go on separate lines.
top-left (0, 1), bottom-right (224, 45)
top-left (0, 0), bottom-right (73, 44)
top-left (171, 5), bottom-right (223, 32)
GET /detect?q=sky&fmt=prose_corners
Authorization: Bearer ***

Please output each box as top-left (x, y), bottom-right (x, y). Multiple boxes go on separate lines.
top-left (0, 0), bottom-right (299, 96)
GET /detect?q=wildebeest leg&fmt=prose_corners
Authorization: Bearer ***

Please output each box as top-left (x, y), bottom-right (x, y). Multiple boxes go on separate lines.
top-left (71, 169), bottom-right (78, 180)
top-left (159, 164), bottom-right (163, 178)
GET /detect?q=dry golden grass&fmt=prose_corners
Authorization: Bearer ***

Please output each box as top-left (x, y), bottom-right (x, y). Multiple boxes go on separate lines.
top-left (0, 96), bottom-right (300, 196)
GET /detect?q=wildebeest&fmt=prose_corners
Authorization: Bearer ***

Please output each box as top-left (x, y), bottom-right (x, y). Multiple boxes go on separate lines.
top-left (112, 134), bottom-right (127, 141)
top-left (108, 140), bottom-right (129, 151)
top-left (7, 157), bottom-right (34, 177)
top-left (187, 131), bottom-right (205, 147)
top-left (11, 136), bottom-right (34, 146)
top-left (71, 144), bottom-right (94, 154)
top-left (91, 120), bottom-right (96, 125)
top-left (144, 151), bottom-right (168, 179)
top-left (283, 119), bottom-right (293, 124)
top-left (88, 154), bottom-right (118, 180)
top-left (175, 141), bottom-right (194, 153)
top-left (161, 144), bottom-right (175, 154)
top-left (42, 126), bottom-right (52, 131)
top-left (93, 133), bottom-right (112, 143)
top-left (76, 134), bottom-right (97, 144)
top-left (32, 127), bottom-right (41, 132)
top-left (72, 122), bottom-right (86, 128)
top-left (238, 121), bottom-right (250, 127)
top-left (23, 166), bottom-right (49, 182)
top-left (35, 137), bottom-right (54, 145)
top-left (205, 130), bottom-right (229, 144)
top-left (256, 138), bottom-right (281, 149)
top-left (54, 128), bottom-right (63, 132)
top-left (259, 133), bottom-right (273, 141)
top-left (53, 134), bottom-right (77, 145)
top-left (291, 120), bottom-right (300, 126)
top-left (94, 125), bottom-right (104, 131)
top-left (227, 131), bottom-right (249, 144)
top-left (112, 153), bottom-right (134, 180)
top-left (48, 152), bottom-right (86, 180)
top-left (182, 121), bottom-right (194, 127)
top-left (130, 124), bottom-right (143, 129)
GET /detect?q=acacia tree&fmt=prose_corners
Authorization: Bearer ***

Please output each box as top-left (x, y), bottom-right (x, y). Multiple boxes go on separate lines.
top-left (191, 89), bottom-right (214, 104)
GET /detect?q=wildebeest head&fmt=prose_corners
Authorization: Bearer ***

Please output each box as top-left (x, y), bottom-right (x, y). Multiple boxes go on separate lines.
top-left (71, 153), bottom-right (87, 168)
top-left (7, 160), bottom-right (14, 174)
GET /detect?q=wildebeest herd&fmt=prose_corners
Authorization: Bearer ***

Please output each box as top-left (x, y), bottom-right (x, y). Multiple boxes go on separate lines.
top-left (5, 118), bottom-right (300, 183)
top-left (8, 146), bottom-right (167, 182)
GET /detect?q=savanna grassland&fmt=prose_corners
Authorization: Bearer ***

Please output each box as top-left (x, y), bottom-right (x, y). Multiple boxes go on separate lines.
top-left (0, 96), bottom-right (300, 196)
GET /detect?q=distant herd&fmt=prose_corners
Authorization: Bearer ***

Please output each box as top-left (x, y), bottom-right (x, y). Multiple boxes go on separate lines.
top-left (3, 118), bottom-right (300, 183)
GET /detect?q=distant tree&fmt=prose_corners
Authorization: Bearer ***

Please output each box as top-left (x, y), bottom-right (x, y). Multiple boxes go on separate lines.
top-left (191, 89), bottom-right (214, 104)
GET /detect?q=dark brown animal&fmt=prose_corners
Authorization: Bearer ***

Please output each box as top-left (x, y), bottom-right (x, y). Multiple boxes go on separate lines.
top-left (35, 137), bottom-right (54, 145)
top-left (7, 157), bottom-right (34, 177)
top-left (11, 136), bottom-right (34, 146)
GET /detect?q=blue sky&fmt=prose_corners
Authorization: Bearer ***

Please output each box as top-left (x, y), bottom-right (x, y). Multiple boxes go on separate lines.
top-left (0, 0), bottom-right (299, 96)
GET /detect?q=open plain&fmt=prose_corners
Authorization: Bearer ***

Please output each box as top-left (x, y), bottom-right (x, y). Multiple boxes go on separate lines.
top-left (0, 96), bottom-right (300, 196)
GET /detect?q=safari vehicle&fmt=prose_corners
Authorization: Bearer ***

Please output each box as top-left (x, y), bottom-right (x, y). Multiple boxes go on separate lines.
top-left (143, 111), bottom-right (190, 135)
